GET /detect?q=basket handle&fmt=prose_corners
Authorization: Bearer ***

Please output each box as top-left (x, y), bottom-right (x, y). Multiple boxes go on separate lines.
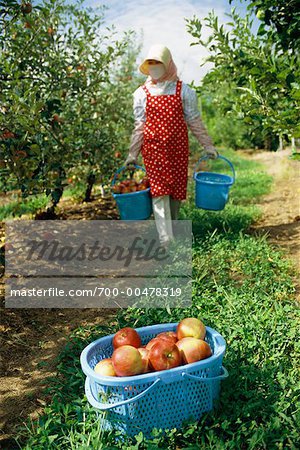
top-left (111, 164), bottom-right (146, 187)
top-left (193, 155), bottom-right (235, 182)
top-left (181, 365), bottom-right (228, 383)
top-left (85, 377), bottom-right (161, 411)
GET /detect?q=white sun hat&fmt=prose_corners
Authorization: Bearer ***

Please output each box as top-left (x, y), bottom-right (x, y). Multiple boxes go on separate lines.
top-left (139, 44), bottom-right (172, 75)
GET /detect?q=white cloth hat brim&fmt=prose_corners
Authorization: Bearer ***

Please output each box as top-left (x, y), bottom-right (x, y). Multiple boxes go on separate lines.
top-left (139, 45), bottom-right (172, 76)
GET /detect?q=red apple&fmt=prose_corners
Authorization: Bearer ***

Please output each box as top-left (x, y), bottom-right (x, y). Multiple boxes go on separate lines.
top-left (52, 114), bottom-right (63, 123)
top-left (148, 340), bottom-right (181, 372)
top-left (145, 337), bottom-right (161, 351)
top-left (94, 358), bottom-right (116, 376)
top-left (1, 130), bottom-right (15, 139)
top-left (138, 347), bottom-right (151, 373)
top-left (156, 331), bottom-right (178, 345)
top-left (146, 334), bottom-right (176, 352)
top-left (176, 337), bottom-right (212, 364)
top-left (121, 186), bottom-right (131, 194)
top-left (113, 327), bottom-right (141, 350)
top-left (21, 2), bottom-right (32, 14)
top-left (112, 184), bottom-right (121, 194)
top-left (112, 345), bottom-right (143, 377)
top-left (138, 183), bottom-right (147, 191)
top-left (141, 177), bottom-right (150, 187)
top-left (177, 318), bottom-right (206, 340)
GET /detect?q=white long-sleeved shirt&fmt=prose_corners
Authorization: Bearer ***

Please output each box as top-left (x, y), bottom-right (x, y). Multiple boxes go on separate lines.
top-left (133, 79), bottom-right (201, 122)
top-left (128, 79), bottom-right (215, 160)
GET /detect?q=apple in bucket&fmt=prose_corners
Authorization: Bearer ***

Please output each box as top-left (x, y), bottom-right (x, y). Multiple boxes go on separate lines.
top-left (113, 327), bottom-right (141, 349)
top-left (148, 340), bottom-right (181, 372)
top-left (138, 347), bottom-right (151, 373)
top-left (112, 345), bottom-right (144, 377)
top-left (156, 331), bottom-right (178, 345)
top-left (112, 176), bottom-right (150, 194)
top-left (176, 337), bottom-right (212, 364)
top-left (146, 333), bottom-right (177, 351)
top-left (177, 318), bottom-right (206, 340)
top-left (145, 337), bottom-right (161, 351)
top-left (112, 184), bottom-right (122, 194)
top-left (94, 358), bottom-right (116, 376)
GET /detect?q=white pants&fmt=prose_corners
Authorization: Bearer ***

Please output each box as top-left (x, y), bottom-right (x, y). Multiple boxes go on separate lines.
top-left (152, 195), bottom-right (181, 244)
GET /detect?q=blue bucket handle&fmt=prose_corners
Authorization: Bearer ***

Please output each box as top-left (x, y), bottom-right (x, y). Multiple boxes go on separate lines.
top-left (111, 164), bottom-right (146, 187)
top-left (85, 377), bottom-right (161, 411)
top-left (182, 365), bottom-right (228, 382)
top-left (193, 155), bottom-right (235, 183)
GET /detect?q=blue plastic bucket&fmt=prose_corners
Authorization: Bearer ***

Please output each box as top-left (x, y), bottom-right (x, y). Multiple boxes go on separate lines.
top-left (193, 155), bottom-right (235, 211)
top-left (80, 322), bottom-right (228, 438)
top-left (111, 164), bottom-right (152, 220)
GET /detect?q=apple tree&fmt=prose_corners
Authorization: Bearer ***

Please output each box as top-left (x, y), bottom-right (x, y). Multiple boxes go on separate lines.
top-left (0, 0), bottom-right (141, 214)
top-left (236, 0), bottom-right (300, 53)
top-left (186, 5), bottom-right (300, 149)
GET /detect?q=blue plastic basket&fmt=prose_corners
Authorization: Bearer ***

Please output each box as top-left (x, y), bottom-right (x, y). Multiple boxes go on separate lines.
top-left (193, 155), bottom-right (235, 211)
top-left (111, 164), bottom-right (152, 220)
top-left (80, 322), bottom-right (228, 438)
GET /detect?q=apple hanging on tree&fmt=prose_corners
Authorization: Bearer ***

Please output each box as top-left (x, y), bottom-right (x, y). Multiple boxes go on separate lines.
top-left (21, 2), bottom-right (32, 14)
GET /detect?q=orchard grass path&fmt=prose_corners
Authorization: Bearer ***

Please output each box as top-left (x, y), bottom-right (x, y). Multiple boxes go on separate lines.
top-left (0, 148), bottom-right (299, 449)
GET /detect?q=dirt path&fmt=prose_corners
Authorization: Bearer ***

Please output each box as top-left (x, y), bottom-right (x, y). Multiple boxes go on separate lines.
top-left (1, 150), bottom-right (299, 447)
top-left (241, 149), bottom-right (300, 269)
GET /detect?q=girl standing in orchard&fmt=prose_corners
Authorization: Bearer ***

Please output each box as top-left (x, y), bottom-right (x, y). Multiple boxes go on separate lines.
top-left (125, 44), bottom-right (218, 245)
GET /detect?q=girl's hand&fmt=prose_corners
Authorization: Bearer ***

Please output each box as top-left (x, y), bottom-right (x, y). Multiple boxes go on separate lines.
top-left (205, 147), bottom-right (219, 160)
top-left (124, 154), bottom-right (137, 166)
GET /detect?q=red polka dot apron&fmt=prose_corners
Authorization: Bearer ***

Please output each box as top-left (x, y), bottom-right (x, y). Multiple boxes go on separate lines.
top-left (141, 80), bottom-right (189, 200)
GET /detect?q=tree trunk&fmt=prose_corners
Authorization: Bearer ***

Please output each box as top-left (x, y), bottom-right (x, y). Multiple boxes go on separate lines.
top-left (263, 136), bottom-right (272, 150)
top-left (277, 135), bottom-right (284, 151)
top-left (291, 137), bottom-right (296, 151)
top-left (84, 171), bottom-right (96, 202)
top-left (35, 166), bottom-right (65, 219)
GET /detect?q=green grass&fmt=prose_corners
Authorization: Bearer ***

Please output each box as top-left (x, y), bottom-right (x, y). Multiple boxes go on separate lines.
top-left (15, 149), bottom-right (300, 449)
top-left (0, 195), bottom-right (49, 220)
top-left (289, 152), bottom-right (300, 161)
top-left (0, 184), bottom-right (87, 220)
top-left (63, 182), bottom-right (87, 200)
